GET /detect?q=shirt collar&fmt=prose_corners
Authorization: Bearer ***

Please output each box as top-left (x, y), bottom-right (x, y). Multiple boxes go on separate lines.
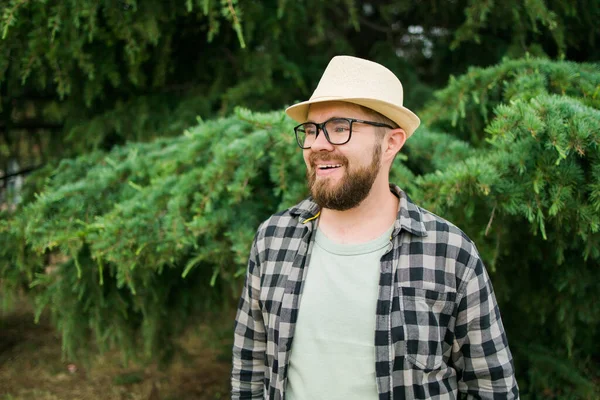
top-left (290, 183), bottom-right (428, 237)
top-left (390, 183), bottom-right (428, 238)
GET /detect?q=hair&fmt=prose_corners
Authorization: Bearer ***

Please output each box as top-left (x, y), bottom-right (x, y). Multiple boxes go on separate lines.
top-left (357, 105), bottom-right (402, 166)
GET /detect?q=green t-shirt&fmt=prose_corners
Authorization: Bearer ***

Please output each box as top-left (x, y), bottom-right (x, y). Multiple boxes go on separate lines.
top-left (286, 223), bottom-right (394, 400)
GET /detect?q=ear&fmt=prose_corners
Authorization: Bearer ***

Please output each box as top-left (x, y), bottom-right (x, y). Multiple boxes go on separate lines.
top-left (383, 128), bottom-right (407, 162)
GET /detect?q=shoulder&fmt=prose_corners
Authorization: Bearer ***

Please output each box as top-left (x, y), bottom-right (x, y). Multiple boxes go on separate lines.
top-left (255, 209), bottom-right (300, 240)
top-left (253, 197), bottom-right (319, 247)
top-left (419, 207), bottom-right (478, 255)
top-left (412, 205), bottom-right (484, 292)
top-left (392, 184), bottom-right (479, 266)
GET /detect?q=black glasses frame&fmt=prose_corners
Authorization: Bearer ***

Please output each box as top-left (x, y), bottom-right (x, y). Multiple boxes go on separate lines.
top-left (293, 117), bottom-right (395, 149)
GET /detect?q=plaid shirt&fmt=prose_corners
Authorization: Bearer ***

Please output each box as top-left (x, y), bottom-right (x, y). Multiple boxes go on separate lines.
top-left (232, 184), bottom-right (519, 400)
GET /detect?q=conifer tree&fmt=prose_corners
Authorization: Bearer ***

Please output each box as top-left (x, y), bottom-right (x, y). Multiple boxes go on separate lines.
top-left (2, 0), bottom-right (599, 187)
top-left (2, 57), bottom-right (599, 397)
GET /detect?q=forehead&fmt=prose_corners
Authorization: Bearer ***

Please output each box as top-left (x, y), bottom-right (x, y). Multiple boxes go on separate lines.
top-left (306, 101), bottom-right (369, 122)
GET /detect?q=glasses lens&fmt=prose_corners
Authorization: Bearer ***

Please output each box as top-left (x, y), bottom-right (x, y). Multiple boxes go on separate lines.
top-left (296, 123), bottom-right (318, 148)
top-left (324, 119), bottom-right (351, 144)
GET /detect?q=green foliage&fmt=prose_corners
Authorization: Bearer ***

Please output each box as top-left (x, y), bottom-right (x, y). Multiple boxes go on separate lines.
top-left (415, 61), bottom-right (600, 399)
top-left (1, 108), bottom-right (304, 364)
top-left (2, 57), bottom-right (599, 397)
top-left (421, 57), bottom-right (600, 146)
top-left (452, 0), bottom-right (566, 55)
top-left (0, 208), bottom-right (47, 312)
top-left (3, 0), bottom-right (599, 174)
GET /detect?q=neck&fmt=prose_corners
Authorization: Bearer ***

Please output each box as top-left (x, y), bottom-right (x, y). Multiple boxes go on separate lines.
top-left (318, 177), bottom-right (399, 244)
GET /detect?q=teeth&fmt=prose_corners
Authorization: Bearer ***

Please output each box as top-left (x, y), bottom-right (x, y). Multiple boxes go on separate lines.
top-left (318, 164), bottom-right (342, 169)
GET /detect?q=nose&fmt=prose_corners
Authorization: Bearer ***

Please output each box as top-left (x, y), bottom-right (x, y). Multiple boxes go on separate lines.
top-left (309, 127), bottom-right (335, 151)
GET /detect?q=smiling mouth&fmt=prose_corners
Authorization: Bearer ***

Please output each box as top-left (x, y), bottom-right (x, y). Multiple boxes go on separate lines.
top-left (317, 164), bottom-right (343, 170)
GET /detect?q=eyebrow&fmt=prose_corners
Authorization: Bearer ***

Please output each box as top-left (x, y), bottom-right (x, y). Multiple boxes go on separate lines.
top-left (304, 116), bottom-right (345, 123)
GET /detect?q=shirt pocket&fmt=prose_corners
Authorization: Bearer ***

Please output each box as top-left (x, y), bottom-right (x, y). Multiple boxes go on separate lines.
top-left (400, 286), bottom-right (456, 371)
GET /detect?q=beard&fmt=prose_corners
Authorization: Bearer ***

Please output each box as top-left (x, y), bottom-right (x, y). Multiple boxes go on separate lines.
top-left (307, 144), bottom-right (382, 211)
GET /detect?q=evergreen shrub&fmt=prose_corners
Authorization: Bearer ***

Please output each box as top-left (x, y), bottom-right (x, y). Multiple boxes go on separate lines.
top-left (1, 58), bottom-right (598, 398)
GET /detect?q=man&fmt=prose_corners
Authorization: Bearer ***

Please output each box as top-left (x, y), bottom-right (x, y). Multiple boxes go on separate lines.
top-left (231, 55), bottom-right (519, 400)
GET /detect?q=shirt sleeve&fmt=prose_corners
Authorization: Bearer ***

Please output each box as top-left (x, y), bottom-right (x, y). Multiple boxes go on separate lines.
top-left (452, 254), bottom-right (520, 399)
top-left (231, 234), bottom-right (267, 399)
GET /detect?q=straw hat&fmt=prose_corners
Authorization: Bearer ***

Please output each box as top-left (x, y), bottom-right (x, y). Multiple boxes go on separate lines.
top-left (285, 55), bottom-right (420, 138)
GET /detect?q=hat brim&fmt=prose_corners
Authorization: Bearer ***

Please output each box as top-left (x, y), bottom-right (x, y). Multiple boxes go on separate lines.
top-left (285, 96), bottom-right (420, 138)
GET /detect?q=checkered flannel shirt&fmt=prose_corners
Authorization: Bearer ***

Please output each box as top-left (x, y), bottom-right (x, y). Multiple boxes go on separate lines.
top-left (232, 184), bottom-right (519, 400)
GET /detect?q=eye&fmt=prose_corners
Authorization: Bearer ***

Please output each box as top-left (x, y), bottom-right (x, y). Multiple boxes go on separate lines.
top-left (303, 124), bottom-right (317, 135)
top-left (328, 119), bottom-right (350, 133)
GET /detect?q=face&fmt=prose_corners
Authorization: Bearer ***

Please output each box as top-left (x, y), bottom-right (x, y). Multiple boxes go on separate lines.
top-left (303, 102), bottom-right (384, 211)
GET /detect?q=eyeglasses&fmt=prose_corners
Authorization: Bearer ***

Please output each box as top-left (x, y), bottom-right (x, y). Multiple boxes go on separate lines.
top-left (293, 117), bottom-right (395, 149)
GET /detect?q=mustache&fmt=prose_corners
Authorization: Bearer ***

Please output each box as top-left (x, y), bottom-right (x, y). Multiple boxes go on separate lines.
top-left (308, 153), bottom-right (348, 167)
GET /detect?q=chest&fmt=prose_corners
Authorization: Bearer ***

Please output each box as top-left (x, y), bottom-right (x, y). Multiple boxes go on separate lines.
top-left (257, 231), bottom-right (459, 309)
